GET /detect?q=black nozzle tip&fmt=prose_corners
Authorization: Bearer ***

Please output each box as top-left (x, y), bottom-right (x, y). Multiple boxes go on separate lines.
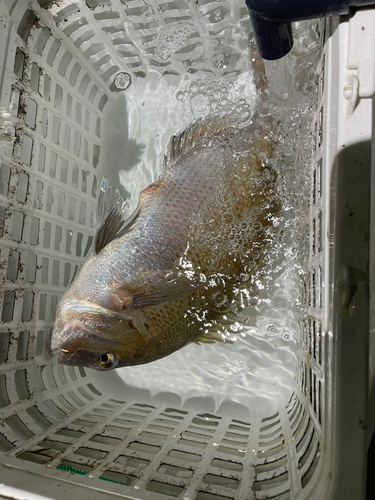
top-left (249, 11), bottom-right (293, 60)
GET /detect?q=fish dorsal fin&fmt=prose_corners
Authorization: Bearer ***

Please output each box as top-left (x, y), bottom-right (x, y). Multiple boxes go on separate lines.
top-left (165, 115), bottom-right (237, 168)
top-left (94, 179), bottom-right (130, 255)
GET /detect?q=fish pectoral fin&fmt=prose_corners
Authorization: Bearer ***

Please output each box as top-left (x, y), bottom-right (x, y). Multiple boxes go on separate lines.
top-left (94, 179), bottom-right (137, 255)
top-left (110, 277), bottom-right (198, 310)
top-left (194, 329), bottom-right (235, 345)
top-left (131, 279), bottom-right (198, 308)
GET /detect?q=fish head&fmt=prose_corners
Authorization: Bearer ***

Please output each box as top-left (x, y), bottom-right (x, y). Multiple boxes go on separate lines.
top-left (51, 298), bottom-right (148, 370)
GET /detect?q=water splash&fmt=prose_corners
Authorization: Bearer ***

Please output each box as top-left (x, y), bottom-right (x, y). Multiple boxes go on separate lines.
top-left (107, 20), bottom-right (323, 418)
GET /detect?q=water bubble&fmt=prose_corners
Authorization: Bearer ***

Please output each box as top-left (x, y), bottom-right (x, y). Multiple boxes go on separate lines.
top-left (113, 72), bottom-right (131, 91)
top-left (157, 22), bottom-right (197, 60)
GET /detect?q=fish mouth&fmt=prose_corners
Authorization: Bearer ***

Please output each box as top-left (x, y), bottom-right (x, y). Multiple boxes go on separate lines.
top-left (51, 318), bottom-right (118, 362)
top-left (57, 347), bottom-right (102, 367)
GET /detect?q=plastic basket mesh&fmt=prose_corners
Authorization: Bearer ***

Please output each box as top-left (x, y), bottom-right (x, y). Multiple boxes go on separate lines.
top-left (0, 1), bottom-right (329, 499)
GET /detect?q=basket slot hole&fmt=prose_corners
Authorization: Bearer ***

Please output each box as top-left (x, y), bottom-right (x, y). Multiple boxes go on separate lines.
top-left (318, 106), bottom-right (323, 148)
top-left (255, 455), bottom-right (287, 474)
top-left (57, 190), bottom-right (65, 217)
top-left (252, 470), bottom-right (289, 491)
top-left (52, 116), bottom-right (60, 144)
top-left (56, 428), bottom-right (85, 439)
top-left (0, 374), bottom-right (10, 407)
top-left (18, 9), bottom-right (37, 42)
top-left (261, 412), bottom-right (279, 424)
top-left (2, 291), bottom-right (16, 322)
top-left (0, 205), bottom-right (5, 237)
top-left (211, 459), bottom-right (242, 471)
top-left (0, 433), bottom-right (15, 452)
top-left (69, 63), bottom-right (82, 87)
top-left (53, 84), bottom-right (63, 111)
top-left (79, 74), bottom-right (91, 95)
top-left (75, 447), bottom-right (107, 459)
top-left (64, 18), bottom-right (89, 37)
top-left (25, 98), bottom-right (37, 130)
top-left (41, 222), bottom-right (50, 249)
top-left (62, 124), bottom-right (71, 150)
top-left (168, 449), bottom-right (202, 462)
top-left (38, 293), bottom-right (47, 320)
top-left (67, 391), bottom-right (86, 408)
top-left (103, 424), bottom-right (130, 436)
top-left (63, 262), bottom-right (71, 286)
top-left (128, 441), bottom-right (161, 454)
top-left (15, 369), bottom-right (30, 400)
top-left (43, 74), bottom-right (51, 101)
top-left (17, 451), bottom-right (52, 464)
top-left (6, 415), bottom-right (35, 440)
top-left (30, 63), bottom-right (41, 92)
top-left (7, 250), bottom-right (20, 281)
top-left (100, 470), bottom-right (137, 486)
top-left (259, 425), bottom-right (282, 440)
top-left (217, 446), bottom-right (244, 457)
top-left (0, 163), bottom-right (11, 195)
top-left (26, 406), bottom-right (52, 429)
top-left (21, 135), bottom-right (33, 166)
top-left (34, 330), bottom-right (45, 357)
top-left (57, 50), bottom-right (73, 78)
top-left (93, 144), bottom-right (100, 167)
top-left (146, 480), bottom-right (184, 497)
top-left (79, 200), bottom-right (87, 224)
top-left (52, 259), bottom-right (60, 286)
top-left (38, 439), bottom-right (68, 452)
top-left (55, 225), bottom-right (62, 251)
top-left (40, 256), bottom-right (49, 284)
top-left (35, 27), bottom-right (50, 56)
top-left (317, 158), bottom-right (322, 199)
top-left (302, 444), bottom-right (321, 488)
top-left (84, 110), bottom-right (90, 132)
top-left (68, 196), bottom-right (76, 221)
top-left (115, 455), bottom-right (150, 468)
top-left (16, 330), bottom-right (29, 359)
top-left (204, 474), bottom-right (239, 489)
top-left (57, 395), bottom-right (76, 412)
top-left (14, 47), bottom-right (25, 79)
top-left (195, 492), bottom-right (232, 500)
top-left (77, 386), bottom-right (95, 401)
top-left (90, 434), bottom-right (121, 446)
top-left (299, 429), bottom-right (318, 470)
top-left (47, 38), bottom-right (61, 66)
top-left (16, 172), bottom-right (29, 203)
top-left (33, 366), bottom-right (46, 393)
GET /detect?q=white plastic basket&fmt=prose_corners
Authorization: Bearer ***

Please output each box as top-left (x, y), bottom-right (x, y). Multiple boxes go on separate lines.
top-left (0, 1), bottom-right (373, 500)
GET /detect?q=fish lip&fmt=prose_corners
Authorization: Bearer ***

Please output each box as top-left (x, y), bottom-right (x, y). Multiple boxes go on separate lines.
top-left (51, 318), bottom-right (119, 364)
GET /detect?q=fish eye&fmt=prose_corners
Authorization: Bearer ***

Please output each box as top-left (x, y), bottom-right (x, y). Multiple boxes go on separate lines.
top-left (97, 353), bottom-right (119, 369)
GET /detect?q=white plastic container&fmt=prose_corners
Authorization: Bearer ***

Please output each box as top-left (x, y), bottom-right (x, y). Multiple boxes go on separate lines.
top-left (0, 2), bottom-right (374, 499)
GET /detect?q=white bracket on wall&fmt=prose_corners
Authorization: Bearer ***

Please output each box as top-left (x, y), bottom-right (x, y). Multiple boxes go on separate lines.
top-left (344, 8), bottom-right (375, 114)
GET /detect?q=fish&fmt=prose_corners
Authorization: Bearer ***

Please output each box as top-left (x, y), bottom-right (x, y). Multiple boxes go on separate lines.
top-left (50, 114), bottom-right (277, 370)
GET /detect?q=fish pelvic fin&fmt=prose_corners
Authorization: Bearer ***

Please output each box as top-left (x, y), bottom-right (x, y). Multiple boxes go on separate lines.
top-left (164, 115), bottom-right (238, 169)
top-left (94, 179), bottom-right (133, 255)
top-left (194, 328), bottom-right (235, 345)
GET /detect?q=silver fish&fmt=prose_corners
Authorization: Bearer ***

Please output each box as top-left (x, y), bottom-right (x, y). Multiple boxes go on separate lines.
top-left (51, 116), bottom-right (276, 370)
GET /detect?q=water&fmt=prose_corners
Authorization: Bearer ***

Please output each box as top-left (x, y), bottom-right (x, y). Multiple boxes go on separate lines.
top-left (100, 18), bottom-right (323, 418)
